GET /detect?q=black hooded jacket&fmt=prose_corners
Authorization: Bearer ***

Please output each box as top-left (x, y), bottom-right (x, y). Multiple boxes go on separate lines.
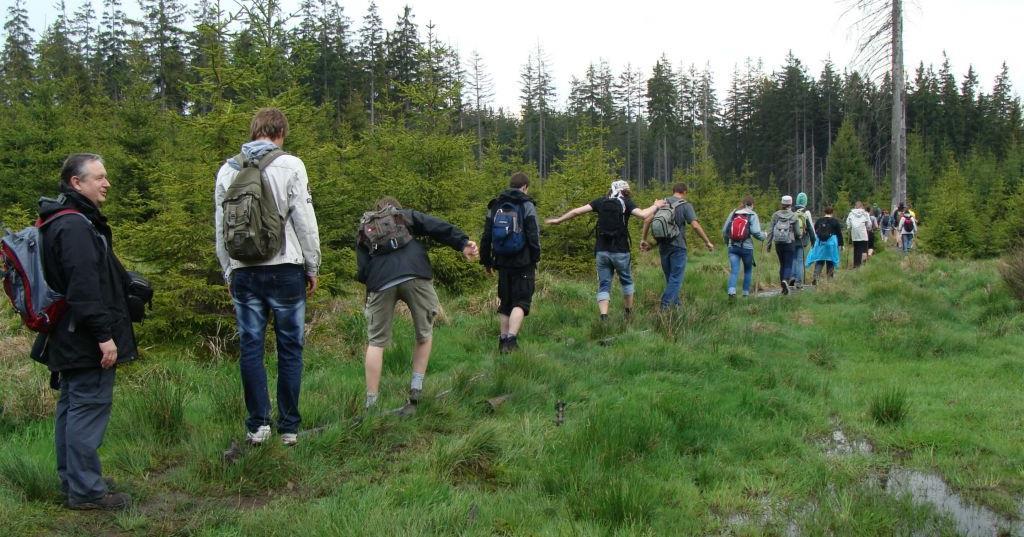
top-left (356, 208), bottom-right (469, 293)
top-left (30, 188), bottom-right (138, 371)
top-left (479, 189), bottom-right (541, 269)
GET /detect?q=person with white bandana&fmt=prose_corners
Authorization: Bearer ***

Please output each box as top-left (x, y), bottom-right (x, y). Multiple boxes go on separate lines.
top-left (545, 180), bottom-right (665, 320)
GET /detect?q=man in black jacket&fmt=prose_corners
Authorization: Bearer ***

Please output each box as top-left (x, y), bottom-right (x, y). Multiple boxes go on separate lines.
top-left (356, 197), bottom-right (478, 415)
top-left (480, 172), bottom-right (540, 353)
top-left (30, 153), bottom-right (136, 510)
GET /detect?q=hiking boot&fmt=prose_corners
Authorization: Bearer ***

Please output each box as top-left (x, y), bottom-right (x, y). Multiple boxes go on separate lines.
top-left (505, 335), bottom-right (519, 352)
top-left (394, 389), bottom-right (421, 417)
top-left (281, 433), bottom-right (298, 447)
top-left (66, 492), bottom-right (131, 511)
top-left (599, 314), bottom-right (609, 322)
top-left (781, 280), bottom-right (790, 295)
top-left (497, 335), bottom-right (507, 353)
top-left (246, 425), bottom-right (271, 445)
top-left (623, 308), bottom-right (633, 320)
top-left (62, 477), bottom-right (116, 497)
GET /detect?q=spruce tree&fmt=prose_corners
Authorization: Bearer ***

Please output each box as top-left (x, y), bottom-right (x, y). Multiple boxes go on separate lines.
top-left (1, 0), bottom-right (35, 101)
top-left (357, 1), bottom-right (385, 125)
top-left (824, 118), bottom-right (872, 202)
top-left (646, 55), bottom-right (678, 183)
top-left (140, 0), bottom-right (188, 111)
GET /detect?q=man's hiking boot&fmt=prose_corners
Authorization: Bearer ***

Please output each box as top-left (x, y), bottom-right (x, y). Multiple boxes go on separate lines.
top-left (498, 335), bottom-right (507, 353)
top-left (623, 308), bottom-right (633, 320)
top-left (65, 492), bottom-right (131, 511)
top-left (781, 280), bottom-right (790, 295)
top-left (600, 313), bottom-right (609, 322)
top-left (505, 335), bottom-right (519, 353)
top-left (62, 477), bottom-right (116, 497)
top-left (246, 425), bottom-right (271, 445)
top-left (394, 388), bottom-right (421, 417)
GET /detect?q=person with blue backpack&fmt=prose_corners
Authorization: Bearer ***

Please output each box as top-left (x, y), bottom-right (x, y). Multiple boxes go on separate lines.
top-left (480, 172), bottom-right (541, 353)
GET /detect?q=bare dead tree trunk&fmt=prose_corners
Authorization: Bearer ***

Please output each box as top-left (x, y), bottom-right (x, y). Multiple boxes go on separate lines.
top-left (891, 0), bottom-right (907, 211)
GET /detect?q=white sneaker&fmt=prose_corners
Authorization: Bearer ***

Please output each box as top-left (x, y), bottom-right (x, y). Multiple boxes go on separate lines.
top-left (281, 433), bottom-right (298, 446)
top-left (246, 425), bottom-right (271, 445)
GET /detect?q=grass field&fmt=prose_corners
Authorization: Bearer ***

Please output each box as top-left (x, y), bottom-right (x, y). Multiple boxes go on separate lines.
top-left (1, 240), bottom-right (1023, 536)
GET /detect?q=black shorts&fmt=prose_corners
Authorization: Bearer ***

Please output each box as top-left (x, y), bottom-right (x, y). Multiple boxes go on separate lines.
top-left (497, 266), bottom-right (536, 316)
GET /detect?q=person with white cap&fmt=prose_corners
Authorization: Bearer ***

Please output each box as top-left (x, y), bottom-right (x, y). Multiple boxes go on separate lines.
top-left (546, 180), bottom-right (665, 320)
top-left (766, 195), bottom-right (801, 295)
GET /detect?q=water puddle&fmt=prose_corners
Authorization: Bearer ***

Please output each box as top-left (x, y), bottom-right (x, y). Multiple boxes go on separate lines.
top-left (755, 284), bottom-right (814, 298)
top-left (885, 468), bottom-right (1024, 537)
top-left (822, 428), bottom-right (873, 457)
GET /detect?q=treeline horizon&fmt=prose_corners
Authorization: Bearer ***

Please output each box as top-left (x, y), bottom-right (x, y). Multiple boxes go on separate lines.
top-left (2, 0), bottom-right (1022, 207)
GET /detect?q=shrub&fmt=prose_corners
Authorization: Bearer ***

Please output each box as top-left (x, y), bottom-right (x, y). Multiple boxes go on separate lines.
top-left (998, 242), bottom-right (1024, 302)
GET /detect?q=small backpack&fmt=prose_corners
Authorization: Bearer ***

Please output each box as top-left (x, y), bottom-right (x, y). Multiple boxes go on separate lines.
top-left (359, 205), bottom-right (413, 256)
top-left (221, 150), bottom-right (286, 262)
top-left (795, 208), bottom-right (811, 245)
top-left (1, 210), bottom-right (91, 333)
top-left (490, 201), bottom-right (527, 256)
top-left (902, 216), bottom-right (915, 233)
top-left (772, 212), bottom-right (797, 244)
top-left (650, 198), bottom-right (683, 241)
top-left (595, 197), bottom-right (628, 241)
top-left (814, 217), bottom-right (833, 242)
top-left (728, 212), bottom-right (751, 243)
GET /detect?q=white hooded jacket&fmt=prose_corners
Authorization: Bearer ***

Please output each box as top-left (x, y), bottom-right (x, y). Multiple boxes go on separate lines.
top-left (215, 151), bottom-right (321, 281)
top-left (846, 208), bottom-right (872, 242)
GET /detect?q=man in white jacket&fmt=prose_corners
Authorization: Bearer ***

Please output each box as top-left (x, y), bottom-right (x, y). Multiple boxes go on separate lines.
top-left (846, 201), bottom-right (872, 268)
top-left (214, 108), bottom-right (321, 447)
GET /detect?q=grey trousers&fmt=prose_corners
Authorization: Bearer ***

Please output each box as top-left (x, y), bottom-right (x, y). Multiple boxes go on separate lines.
top-left (55, 367), bottom-right (115, 503)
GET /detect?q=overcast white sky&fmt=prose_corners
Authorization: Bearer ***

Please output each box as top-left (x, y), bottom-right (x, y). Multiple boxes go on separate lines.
top-left (18, 0), bottom-right (1024, 113)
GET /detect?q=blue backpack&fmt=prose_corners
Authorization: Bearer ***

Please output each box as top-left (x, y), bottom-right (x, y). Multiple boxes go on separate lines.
top-left (491, 201), bottom-right (526, 255)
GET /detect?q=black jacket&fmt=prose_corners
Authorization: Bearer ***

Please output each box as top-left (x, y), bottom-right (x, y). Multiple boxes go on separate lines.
top-left (30, 189), bottom-right (138, 371)
top-left (816, 216), bottom-right (845, 248)
top-left (356, 209), bottom-right (469, 293)
top-left (480, 189), bottom-right (541, 269)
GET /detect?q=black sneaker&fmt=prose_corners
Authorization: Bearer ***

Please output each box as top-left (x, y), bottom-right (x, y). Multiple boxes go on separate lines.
top-left (781, 280), bottom-right (790, 295)
top-left (66, 492), bottom-right (131, 511)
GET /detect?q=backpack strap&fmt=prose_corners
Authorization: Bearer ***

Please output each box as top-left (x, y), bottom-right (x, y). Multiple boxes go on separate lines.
top-left (256, 149), bottom-right (287, 171)
top-left (36, 209), bottom-right (84, 228)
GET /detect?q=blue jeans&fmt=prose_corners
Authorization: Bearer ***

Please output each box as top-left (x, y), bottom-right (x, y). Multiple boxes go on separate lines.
top-left (901, 234), bottom-right (914, 254)
top-left (658, 245), bottom-right (687, 308)
top-left (775, 242), bottom-right (795, 283)
top-left (728, 245), bottom-right (755, 296)
top-left (792, 244), bottom-right (806, 284)
top-left (232, 264), bottom-right (307, 434)
top-left (595, 251), bottom-right (634, 301)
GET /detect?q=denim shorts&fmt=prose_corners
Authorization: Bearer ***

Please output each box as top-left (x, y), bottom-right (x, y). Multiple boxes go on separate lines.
top-left (595, 251), bottom-right (634, 301)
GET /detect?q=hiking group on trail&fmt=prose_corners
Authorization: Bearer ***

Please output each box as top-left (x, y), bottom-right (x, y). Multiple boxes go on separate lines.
top-left (1, 107), bottom-right (924, 511)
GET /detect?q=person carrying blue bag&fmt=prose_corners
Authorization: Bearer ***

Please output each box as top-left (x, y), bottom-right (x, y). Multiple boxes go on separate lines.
top-left (806, 205), bottom-right (844, 284)
top-left (480, 172), bottom-right (541, 353)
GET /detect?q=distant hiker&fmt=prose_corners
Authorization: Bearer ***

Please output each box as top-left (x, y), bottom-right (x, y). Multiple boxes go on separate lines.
top-left (766, 195), bottom-right (801, 295)
top-left (846, 201), bottom-right (872, 268)
top-left (357, 197), bottom-right (478, 416)
top-left (215, 108), bottom-right (321, 447)
top-left (480, 172), bottom-right (540, 353)
top-left (30, 154), bottom-right (137, 510)
top-left (897, 210), bottom-right (918, 255)
top-left (879, 209), bottom-right (892, 245)
top-left (867, 208), bottom-right (879, 258)
top-left (806, 206), bottom-right (844, 284)
top-left (792, 192), bottom-right (816, 287)
top-left (545, 180), bottom-right (665, 319)
top-left (639, 182), bottom-right (715, 309)
top-left (720, 195), bottom-right (765, 298)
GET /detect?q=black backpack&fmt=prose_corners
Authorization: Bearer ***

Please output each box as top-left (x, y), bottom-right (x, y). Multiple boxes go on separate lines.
top-left (814, 217), bottom-right (833, 242)
top-left (595, 197), bottom-right (628, 241)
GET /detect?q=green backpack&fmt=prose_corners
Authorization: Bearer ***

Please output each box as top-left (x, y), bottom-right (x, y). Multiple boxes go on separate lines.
top-left (221, 149), bottom-right (286, 262)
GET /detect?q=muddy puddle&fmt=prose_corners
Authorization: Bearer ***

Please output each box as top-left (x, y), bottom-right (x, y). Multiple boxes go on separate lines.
top-left (885, 468), bottom-right (1024, 537)
top-left (754, 284), bottom-right (814, 298)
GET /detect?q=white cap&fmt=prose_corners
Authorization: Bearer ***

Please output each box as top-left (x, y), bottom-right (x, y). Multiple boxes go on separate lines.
top-left (781, 195), bottom-right (793, 205)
